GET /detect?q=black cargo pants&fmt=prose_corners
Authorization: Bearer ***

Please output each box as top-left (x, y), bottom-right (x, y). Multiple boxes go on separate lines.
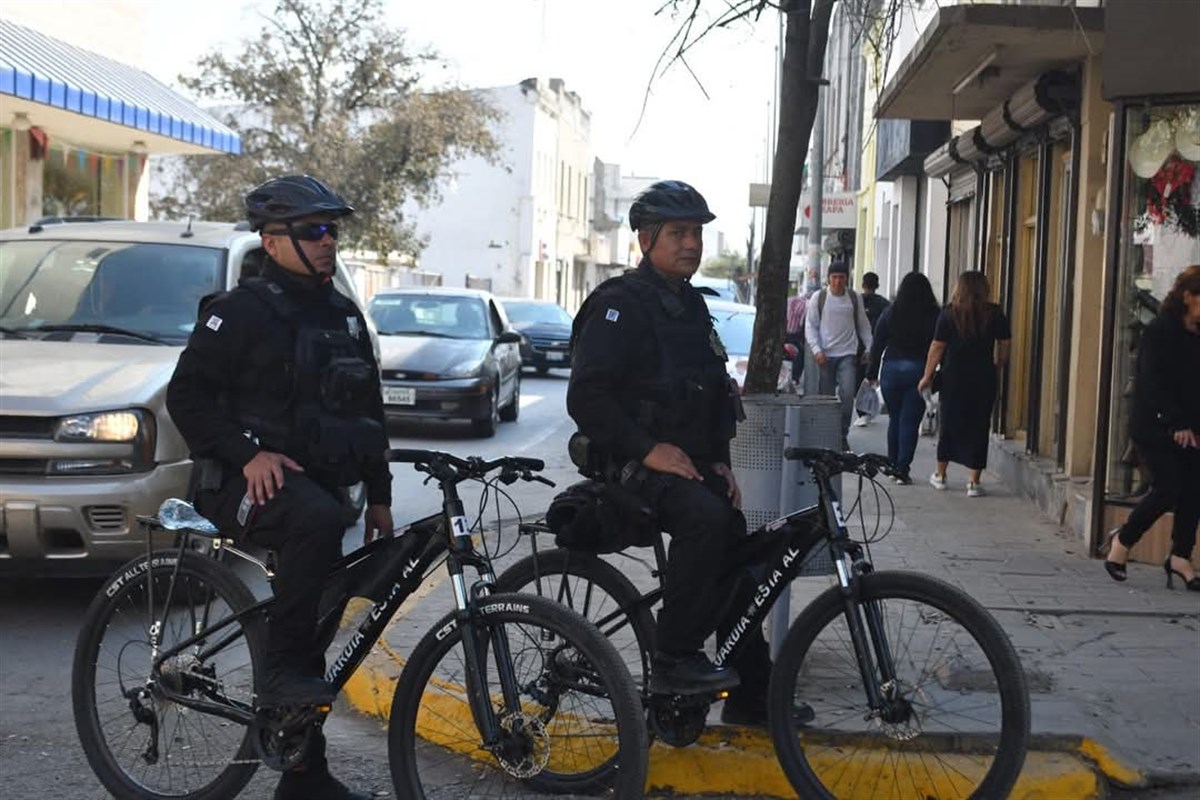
top-left (195, 470), bottom-right (346, 679)
top-left (636, 465), bottom-right (773, 694)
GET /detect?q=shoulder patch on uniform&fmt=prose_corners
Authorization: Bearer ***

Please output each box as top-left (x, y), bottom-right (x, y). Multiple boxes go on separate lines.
top-left (347, 316), bottom-right (360, 338)
top-left (205, 315), bottom-right (223, 332)
top-left (605, 308), bottom-right (620, 322)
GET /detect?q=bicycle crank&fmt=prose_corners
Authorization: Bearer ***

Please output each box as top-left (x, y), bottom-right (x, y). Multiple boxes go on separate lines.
top-left (250, 703), bottom-right (331, 771)
top-left (647, 694), bottom-right (713, 748)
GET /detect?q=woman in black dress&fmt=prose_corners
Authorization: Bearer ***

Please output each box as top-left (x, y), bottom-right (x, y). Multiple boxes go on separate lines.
top-left (1103, 265), bottom-right (1200, 589)
top-left (918, 271), bottom-right (1011, 497)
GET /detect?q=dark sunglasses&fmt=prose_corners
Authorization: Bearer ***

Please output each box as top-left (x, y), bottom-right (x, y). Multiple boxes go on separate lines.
top-left (265, 222), bottom-right (340, 241)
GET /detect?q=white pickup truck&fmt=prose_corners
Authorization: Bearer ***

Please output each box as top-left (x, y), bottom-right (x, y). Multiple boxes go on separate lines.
top-left (0, 219), bottom-right (378, 573)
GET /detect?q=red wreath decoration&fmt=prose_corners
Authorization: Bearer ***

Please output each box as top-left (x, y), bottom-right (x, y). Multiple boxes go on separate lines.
top-left (1146, 155), bottom-right (1199, 237)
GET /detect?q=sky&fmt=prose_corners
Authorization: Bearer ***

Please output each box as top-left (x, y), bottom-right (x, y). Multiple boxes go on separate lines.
top-left (137, 0), bottom-right (782, 247)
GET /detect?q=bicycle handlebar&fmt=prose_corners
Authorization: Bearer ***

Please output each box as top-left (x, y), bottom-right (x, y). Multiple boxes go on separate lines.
top-left (783, 447), bottom-right (898, 479)
top-left (387, 448), bottom-right (547, 483)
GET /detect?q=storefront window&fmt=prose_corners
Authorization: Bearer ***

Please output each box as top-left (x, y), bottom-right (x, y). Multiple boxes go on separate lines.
top-left (1106, 102), bottom-right (1200, 499)
top-left (41, 145), bottom-right (127, 218)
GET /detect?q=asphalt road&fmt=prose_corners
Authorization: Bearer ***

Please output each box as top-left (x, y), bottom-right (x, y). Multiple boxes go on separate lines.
top-left (0, 372), bottom-right (576, 800)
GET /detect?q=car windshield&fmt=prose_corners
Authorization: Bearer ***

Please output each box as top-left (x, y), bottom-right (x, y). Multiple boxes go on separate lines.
top-left (0, 240), bottom-right (224, 344)
top-left (369, 294), bottom-right (491, 339)
top-left (504, 301), bottom-right (572, 326)
top-left (710, 306), bottom-right (755, 355)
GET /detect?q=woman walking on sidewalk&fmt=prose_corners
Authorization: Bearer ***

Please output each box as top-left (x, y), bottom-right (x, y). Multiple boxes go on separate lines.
top-left (1104, 265), bottom-right (1200, 590)
top-left (918, 271), bottom-right (1011, 497)
top-left (867, 272), bottom-right (940, 485)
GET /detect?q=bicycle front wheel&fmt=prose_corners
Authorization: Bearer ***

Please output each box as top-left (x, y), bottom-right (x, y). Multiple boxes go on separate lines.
top-left (72, 550), bottom-right (265, 800)
top-left (388, 592), bottom-right (648, 799)
top-left (769, 571), bottom-right (1030, 800)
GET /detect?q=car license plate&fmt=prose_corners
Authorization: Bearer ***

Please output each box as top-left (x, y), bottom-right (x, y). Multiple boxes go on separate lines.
top-left (383, 386), bottom-right (415, 406)
top-left (546, 351), bottom-right (565, 362)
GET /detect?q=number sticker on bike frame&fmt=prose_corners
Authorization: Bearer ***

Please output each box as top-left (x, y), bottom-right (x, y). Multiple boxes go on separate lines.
top-left (831, 500), bottom-right (848, 527)
top-left (450, 515), bottom-right (471, 538)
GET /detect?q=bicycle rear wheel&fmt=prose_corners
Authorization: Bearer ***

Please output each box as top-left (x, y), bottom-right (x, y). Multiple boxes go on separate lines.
top-left (494, 549), bottom-right (656, 691)
top-left (388, 592), bottom-right (648, 799)
top-left (769, 571), bottom-right (1030, 800)
top-left (72, 550), bottom-right (265, 800)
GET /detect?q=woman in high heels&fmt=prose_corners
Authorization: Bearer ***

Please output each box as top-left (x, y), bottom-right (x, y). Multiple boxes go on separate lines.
top-left (1104, 265), bottom-right (1200, 590)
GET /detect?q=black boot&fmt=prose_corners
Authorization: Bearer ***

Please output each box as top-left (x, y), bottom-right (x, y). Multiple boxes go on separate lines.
top-left (648, 651), bottom-right (740, 695)
top-left (719, 688), bottom-right (814, 728)
top-left (273, 767), bottom-right (371, 800)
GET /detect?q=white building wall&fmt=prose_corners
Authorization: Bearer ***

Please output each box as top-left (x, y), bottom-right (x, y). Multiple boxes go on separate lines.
top-left (404, 79), bottom-right (592, 307)
top-left (923, 177), bottom-right (949, 299)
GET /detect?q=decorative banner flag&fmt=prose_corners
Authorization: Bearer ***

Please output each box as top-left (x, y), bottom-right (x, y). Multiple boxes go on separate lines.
top-left (76, 148), bottom-right (86, 172)
top-left (87, 153), bottom-right (99, 172)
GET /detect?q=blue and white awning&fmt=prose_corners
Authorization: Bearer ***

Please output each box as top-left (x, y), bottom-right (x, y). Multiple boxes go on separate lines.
top-left (0, 18), bottom-right (240, 155)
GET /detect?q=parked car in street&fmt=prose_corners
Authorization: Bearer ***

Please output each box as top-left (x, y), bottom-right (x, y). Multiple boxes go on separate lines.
top-left (0, 219), bottom-right (377, 572)
top-left (703, 296), bottom-right (791, 391)
top-left (691, 275), bottom-right (741, 302)
top-left (499, 297), bottom-right (573, 374)
top-left (367, 288), bottom-right (522, 436)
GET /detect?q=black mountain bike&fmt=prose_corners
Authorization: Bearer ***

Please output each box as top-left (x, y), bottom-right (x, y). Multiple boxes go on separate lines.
top-left (72, 449), bottom-right (648, 800)
top-left (495, 447), bottom-right (1031, 800)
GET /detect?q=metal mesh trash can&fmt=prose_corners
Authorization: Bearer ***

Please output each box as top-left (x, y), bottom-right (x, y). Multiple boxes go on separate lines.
top-left (732, 395), bottom-right (841, 577)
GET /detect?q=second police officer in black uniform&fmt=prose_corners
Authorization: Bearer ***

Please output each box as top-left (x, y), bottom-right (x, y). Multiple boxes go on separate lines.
top-left (167, 175), bottom-right (390, 800)
top-left (568, 180), bottom-right (812, 726)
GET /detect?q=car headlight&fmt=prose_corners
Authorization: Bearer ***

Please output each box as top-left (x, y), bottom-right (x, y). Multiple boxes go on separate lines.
top-left (51, 409), bottom-right (156, 474)
top-left (443, 360), bottom-right (484, 379)
top-left (56, 411), bottom-right (141, 442)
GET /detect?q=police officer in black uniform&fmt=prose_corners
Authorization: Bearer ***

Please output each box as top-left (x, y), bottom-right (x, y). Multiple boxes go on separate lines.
top-left (167, 175), bottom-right (390, 800)
top-left (568, 180), bottom-right (796, 726)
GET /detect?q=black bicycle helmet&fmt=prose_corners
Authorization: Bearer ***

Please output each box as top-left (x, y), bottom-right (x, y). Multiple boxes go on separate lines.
top-left (244, 174), bottom-right (354, 232)
top-left (627, 180), bottom-right (716, 231)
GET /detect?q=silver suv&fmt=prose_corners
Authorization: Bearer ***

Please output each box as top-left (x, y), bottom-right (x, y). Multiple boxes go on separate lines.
top-left (0, 220), bottom-right (377, 573)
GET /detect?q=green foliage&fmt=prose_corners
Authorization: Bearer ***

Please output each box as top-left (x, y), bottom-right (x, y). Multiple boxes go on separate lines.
top-left (151, 0), bottom-right (501, 261)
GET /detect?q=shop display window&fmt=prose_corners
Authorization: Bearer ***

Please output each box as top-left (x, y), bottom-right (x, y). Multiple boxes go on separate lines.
top-left (1106, 103), bottom-right (1200, 500)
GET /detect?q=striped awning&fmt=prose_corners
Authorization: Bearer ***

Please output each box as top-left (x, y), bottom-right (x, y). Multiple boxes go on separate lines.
top-left (0, 18), bottom-right (240, 155)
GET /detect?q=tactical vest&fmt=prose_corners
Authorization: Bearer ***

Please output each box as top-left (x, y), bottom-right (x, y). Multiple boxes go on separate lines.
top-left (229, 277), bottom-right (385, 486)
top-left (579, 269), bottom-right (737, 459)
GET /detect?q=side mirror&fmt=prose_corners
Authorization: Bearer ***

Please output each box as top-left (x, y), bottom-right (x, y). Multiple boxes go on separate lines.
top-left (496, 330), bottom-right (523, 345)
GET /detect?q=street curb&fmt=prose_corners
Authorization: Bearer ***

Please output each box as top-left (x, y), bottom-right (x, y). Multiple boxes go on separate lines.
top-left (341, 638), bottom-right (1181, 799)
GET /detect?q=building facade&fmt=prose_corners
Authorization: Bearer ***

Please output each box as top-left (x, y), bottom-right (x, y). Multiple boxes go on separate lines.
top-left (403, 78), bottom-right (595, 311)
top-left (875, 0), bottom-right (1200, 564)
top-left (0, 11), bottom-right (238, 228)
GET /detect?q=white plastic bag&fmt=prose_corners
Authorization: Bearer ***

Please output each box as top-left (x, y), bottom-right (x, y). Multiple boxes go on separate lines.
top-left (854, 380), bottom-right (881, 417)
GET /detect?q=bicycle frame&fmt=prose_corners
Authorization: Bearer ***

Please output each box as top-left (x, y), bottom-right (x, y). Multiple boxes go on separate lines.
top-left (529, 460), bottom-right (903, 714)
top-left (142, 471), bottom-right (520, 743)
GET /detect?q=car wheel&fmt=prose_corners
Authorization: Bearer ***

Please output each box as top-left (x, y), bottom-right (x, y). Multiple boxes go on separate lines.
top-left (472, 385), bottom-right (499, 437)
top-left (536, 365), bottom-right (550, 376)
top-left (499, 373), bottom-right (520, 422)
top-left (337, 483), bottom-right (366, 527)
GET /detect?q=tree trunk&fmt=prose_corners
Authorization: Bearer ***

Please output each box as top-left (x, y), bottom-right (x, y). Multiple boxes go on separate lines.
top-left (743, 0), bottom-right (837, 394)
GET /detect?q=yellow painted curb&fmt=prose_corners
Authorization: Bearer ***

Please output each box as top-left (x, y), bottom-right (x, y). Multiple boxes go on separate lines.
top-left (339, 592), bottom-right (1134, 799)
top-left (646, 728), bottom-right (1105, 799)
top-left (345, 662), bottom-right (1113, 800)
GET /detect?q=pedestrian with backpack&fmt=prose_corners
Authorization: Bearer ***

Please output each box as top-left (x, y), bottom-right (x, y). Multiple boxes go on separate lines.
top-left (805, 259), bottom-right (874, 449)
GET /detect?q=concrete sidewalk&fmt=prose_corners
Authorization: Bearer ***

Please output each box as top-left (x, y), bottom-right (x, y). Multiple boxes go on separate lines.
top-left (344, 418), bottom-right (1200, 798)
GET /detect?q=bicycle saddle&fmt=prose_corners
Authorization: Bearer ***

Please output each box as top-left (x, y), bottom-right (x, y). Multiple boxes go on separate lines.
top-left (156, 498), bottom-right (220, 534)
